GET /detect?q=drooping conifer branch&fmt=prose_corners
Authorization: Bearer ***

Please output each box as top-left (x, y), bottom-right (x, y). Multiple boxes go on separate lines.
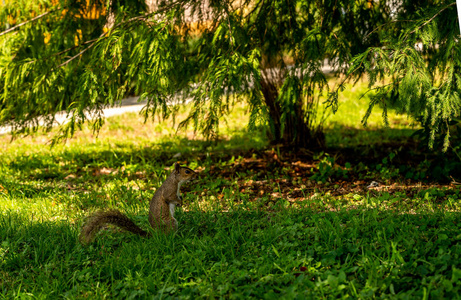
top-left (0, 8), bottom-right (62, 37)
top-left (0, 0), bottom-right (458, 151)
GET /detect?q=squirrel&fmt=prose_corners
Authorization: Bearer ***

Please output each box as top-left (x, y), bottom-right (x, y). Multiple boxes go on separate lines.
top-left (79, 162), bottom-right (197, 244)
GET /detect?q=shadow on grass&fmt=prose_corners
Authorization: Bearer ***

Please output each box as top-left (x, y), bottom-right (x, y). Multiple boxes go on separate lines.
top-left (5, 127), bottom-right (423, 174)
top-left (5, 133), bottom-right (264, 174)
top-left (326, 126), bottom-right (417, 146)
top-left (4, 125), bottom-right (421, 170)
top-left (2, 125), bottom-right (460, 205)
top-left (3, 125), bottom-right (432, 173)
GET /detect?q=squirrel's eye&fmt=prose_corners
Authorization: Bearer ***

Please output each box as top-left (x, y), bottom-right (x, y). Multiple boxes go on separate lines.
top-left (185, 170), bottom-right (190, 174)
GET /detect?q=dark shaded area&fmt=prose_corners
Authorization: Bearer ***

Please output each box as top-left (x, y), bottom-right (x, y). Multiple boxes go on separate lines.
top-left (3, 127), bottom-right (461, 207)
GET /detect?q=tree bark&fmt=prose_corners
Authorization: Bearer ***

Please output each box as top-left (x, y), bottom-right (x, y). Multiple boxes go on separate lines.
top-left (260, 79), bottom-right (325, 149)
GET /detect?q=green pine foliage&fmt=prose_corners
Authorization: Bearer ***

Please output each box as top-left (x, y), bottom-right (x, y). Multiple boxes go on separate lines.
top-left (0, 0), bottom-right (393, 147)
top-left (330, 0), bottom-right (460, 151)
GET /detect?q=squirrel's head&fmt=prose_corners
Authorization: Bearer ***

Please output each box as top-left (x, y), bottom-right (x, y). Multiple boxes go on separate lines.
top-left (174, 162), bottom-right (197, 183)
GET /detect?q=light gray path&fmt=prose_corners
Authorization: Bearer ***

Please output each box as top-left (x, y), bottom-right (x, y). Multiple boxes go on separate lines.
top-left (0, 96), bottom-right (147, 136)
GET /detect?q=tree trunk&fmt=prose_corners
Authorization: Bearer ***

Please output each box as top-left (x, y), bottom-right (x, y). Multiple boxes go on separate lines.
top-left (260, 79), bottom-right (325, 149)
top-left (260, 79), bottom-right (282, 143)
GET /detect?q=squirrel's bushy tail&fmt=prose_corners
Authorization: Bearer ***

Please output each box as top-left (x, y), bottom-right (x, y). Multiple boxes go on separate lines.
top-left (79, 209), bottom-right (149, 244)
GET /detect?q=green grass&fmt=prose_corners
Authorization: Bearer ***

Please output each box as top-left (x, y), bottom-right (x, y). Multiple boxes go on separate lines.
top-left (3, 205), bottom-right (461, 298)
top-left (321, 79), bottom-right (419, 148)
top-left (1, 82), bottom-right (461, 299)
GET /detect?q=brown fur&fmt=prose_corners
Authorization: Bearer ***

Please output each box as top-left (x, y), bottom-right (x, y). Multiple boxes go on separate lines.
top-left (79, 209), bottom-right (149, 244)
top-left (79, 163), bottom-right (197, 244)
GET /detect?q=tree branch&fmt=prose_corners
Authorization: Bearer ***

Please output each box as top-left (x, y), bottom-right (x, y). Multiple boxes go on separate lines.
top-left (364, 2), bottom-right (456, 42)
top-left (54, 13), bottom-right (153, 68)
top-left (0, 7), bottom-right (61, 37)
top-left (56, 31), bottom-right (107, 68)
top-left (55, 1), bottom-right (184, 68)
top-left (16, 1), bottom-right (185, 68)
top-left (364, 19), bottom-right (415, 41)
top-left (408, 2), bottom-right (456, 35)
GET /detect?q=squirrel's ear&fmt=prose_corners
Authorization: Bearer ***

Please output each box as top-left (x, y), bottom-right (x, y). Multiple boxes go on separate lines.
top-left (174, 162), bottom-right (180, 172)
